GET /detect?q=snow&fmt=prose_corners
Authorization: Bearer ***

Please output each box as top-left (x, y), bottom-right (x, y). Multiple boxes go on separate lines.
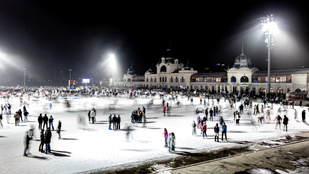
top-left (0, 94), bottom-right (308, 174)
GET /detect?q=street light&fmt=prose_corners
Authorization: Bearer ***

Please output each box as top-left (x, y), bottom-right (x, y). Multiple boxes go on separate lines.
top-left (23, 67), bottom-right (27, 88)
top-left (69, 69), bottom-right (72, 81)
top-left (261, 14), bottom-right (277, 96)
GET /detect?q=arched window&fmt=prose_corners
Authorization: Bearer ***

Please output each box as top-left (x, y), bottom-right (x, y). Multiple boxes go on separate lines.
top-left (181, 77), bottom-right (185, 82)
top-left (165, 77), bottom-right (167, 82)
top-left (150, 78), bottom-right (153, 82)
top-left (127, 78), bottom-right (131, 82)
top-left (170, 77), bottom-right (173, 82)
top-left (241, 76), bottom-right (249, 82)
top-left (175, 77), bottom-right (178, 82)
top-left (154, 78), bottom-right (157, 82)
top-left (160, 66), bottom-right (167, 72)
top-left (231, 76), bottom-right (236, 83)
top-left (146, 78), bottom-right (148, 82)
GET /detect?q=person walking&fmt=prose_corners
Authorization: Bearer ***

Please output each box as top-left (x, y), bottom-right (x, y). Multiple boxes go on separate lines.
top-left (283, 115), bottom-right (289, 131)
top-left (192, 121), bottom-right (197, 135)
top-left (24, 110), bottom-right (29, 122)
top-left (43, 114), bottom-right (48, 130)
top-left (163, 128), bottom-right (168, 147)
top-left (23, 131), bottom-right (32, 156)
top-left (221, 122), bottom-right (227, 141)
top-left (49, 115), bottom-right (54, 131)
top-left (197, 115), bottom-right (201, 129)
top-left (214, 123), bottom-right (220, 142)
top-left (274, 115), bottom-right (282, 130)
top-left (39, 129), bottom-right (45, 152)
top-left (209, 108), bottom-right (213, 121)
top-left (38, 113), bottom-right (43, 130)
top-left (202, 123), bottom-right (207, 138)
top-left (57, 120), bottom-right (62, 139)
top-left (44, 128), bottom-right (52, 154)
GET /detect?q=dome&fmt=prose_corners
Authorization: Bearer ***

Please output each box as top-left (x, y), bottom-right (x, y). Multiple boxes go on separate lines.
top-left (126, 66), bottom-right (136, 75)
top-left (233, 47), bottom-right (253, 68)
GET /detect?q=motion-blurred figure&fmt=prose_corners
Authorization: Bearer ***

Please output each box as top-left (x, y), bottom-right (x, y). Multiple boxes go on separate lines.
top-left (23, 131), bottom-right (33, 156)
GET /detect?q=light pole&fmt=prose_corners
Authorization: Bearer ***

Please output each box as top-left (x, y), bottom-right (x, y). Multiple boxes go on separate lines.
top-left (23, 67), bottom-right (27, 88)
top-left (69, 69), bottom-right (72, 81)
top-left (60, 70), bottom-right (63, 86)
top-left (261, 14), bottom-right (276, 96)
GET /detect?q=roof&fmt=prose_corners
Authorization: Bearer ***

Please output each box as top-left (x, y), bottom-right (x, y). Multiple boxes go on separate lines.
top-left (253, 68), bottom-right (309, 76)
top-left (191, 72), bottom-right (227, 77)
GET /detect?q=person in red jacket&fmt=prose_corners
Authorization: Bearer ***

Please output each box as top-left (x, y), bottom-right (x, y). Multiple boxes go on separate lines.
top-left (202, 123), bottom-right (207, 138)
top-left (163, 106), bottom-right (166, 116)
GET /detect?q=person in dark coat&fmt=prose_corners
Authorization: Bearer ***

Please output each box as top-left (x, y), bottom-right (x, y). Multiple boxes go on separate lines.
top-left (43, 114), bottom-right (48, 130)
top-left (23, 131), bottom-right (32, 156)
top-left (214, 123), bottom-right (220, 142)
top-left (108, 114), bottom-right (112, 130)
top-left (302, 110), bottom-right (306, 122)
top-left (116, 115), bottom-right (121, 130)
top-left (39, 129), bottom-right (45, 152)
top-left (44, 128), bottom-right (52, 154)
top-left (17, 109), bottom-right (23, 122)
top-left (38, 113), bottom-right (43, 130)
top-left (49, 115), bottom-right (54, 130)
top-left (283, 115), bottom-right (289, 131)
top-left (57, 120), bottom-right (62, 139)
top-left (112, 114), bottom-right (117, 130)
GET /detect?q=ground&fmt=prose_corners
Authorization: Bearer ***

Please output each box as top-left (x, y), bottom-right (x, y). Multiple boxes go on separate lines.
top-left (0, 94), bottom-right (308, 174)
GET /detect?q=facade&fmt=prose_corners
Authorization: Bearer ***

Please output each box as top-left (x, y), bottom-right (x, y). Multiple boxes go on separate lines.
top-left (113, 48), bottom-right (309, 98)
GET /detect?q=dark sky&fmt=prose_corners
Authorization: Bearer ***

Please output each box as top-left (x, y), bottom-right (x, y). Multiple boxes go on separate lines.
top-left (0, 0), bottom-right (308, 86)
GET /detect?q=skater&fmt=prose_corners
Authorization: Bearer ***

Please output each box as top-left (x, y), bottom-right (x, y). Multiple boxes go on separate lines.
top-left (24, 110), bottom-right (29, 122)
top-left (163, 128), bottom-right (168, 147)
top-left (112, 114), bottom-right (117, 130)
top-left (23, 131), bottom-right (32, 156)
top-left (38, 113), bottom-right (43, 130)
top-left (283, 115), bottom-right (289, 131)
top-left (214, 123), bottom-right (219, 142)
top-left (274, 115), bottom-right (282, 130)
top-left (197, 115), bottom-right (201, 129)
top-left (302, 110), bottom-right (306, 122)
top-left (108, 114), bottom-right (112, 130)
top-left (221, 122), bottom-right (227, 141)
top-left (39, 129), bottom-right (45, 152)
top-left (14, 112), bottom-right (20, 126)
top-left (163, 106), bottom-right (166, 116)
top-left (17, 109), bottom-right (23, 122)
top-left (49, 115), bottom-right (54, 131)
top-left (294, 109), bottom-right (298, 120)
top-left (192, 120), bottom-right (197, 135)
top-left (0, 114), bottom-right (2, 128)
top-left (57, 120), bottom-right (62, 139)
top-left (90, 109), bottom-right (96, 124)
top-left (169, 132), bottom-right (175, 152)
top-left (116, 115), bottom-right (121, 130)
top-left (44, 128), bottom-right (52, 154)
top-left (43, 114), bottom-right (48, 130)
top-left (202, 123), bottom-right (207, 138)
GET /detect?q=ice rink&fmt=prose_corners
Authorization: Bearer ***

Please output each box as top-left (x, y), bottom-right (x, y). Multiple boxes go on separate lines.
top-left (0, 94), bottom-right (308, 174)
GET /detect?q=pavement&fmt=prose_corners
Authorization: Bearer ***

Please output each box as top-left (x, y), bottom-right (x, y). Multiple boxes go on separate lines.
top-left (169, 132), bottom-right (309, 174)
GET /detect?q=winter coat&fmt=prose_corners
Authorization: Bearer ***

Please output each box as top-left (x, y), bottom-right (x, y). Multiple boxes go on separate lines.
top-left (43, 115), bottom-right (48, 123)
top-left (283, 117), bottom-right (289, 125)
top-left (214, 125), bottom-right (219, 133)
top-left (202, 124), bottom-right (207, 131)
top-left (221, 124), bottom-right (227, 132)
top-left (44, 130), bottom-right (52, 143)
top-left (38, 115), bottom-right (43, 123)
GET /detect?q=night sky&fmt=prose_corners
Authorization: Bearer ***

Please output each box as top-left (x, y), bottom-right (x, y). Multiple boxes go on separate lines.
top-left (0, 1), bottom-right (308, 86)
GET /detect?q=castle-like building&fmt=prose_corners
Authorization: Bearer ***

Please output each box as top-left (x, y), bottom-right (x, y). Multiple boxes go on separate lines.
top-left (112, 48), bottom-right (309, 98)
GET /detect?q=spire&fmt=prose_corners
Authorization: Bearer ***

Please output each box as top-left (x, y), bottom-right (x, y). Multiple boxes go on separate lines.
top-left (241, 42), bottom-right (244, 55)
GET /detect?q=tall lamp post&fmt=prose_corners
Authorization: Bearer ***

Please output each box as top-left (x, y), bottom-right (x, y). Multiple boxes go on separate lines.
top-left (23, 67), bottom-right (27, 88)
top-left (261, 14), bottom-right (276, 96)
top-left (69, 69), bottom-right (72, 81)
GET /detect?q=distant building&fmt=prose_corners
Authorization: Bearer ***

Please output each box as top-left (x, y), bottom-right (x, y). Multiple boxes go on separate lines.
top-left (112, 47), bottom-right (309, 98)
